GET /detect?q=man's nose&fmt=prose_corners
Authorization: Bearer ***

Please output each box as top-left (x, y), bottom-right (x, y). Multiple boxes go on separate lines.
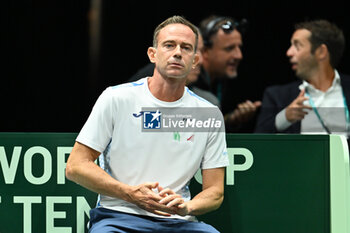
top-left (286, 46), bottom-right (294, 57)
top-left (233, 47), bottom-right (243, 60)
top-left (174, 45), bottom-right (182, 58)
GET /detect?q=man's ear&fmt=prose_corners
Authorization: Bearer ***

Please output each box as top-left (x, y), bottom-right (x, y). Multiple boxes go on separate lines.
top-left (147, 47), bottom-right (157, 63)
top-left (192, 53), bottom-right (200, 69)
top-left (315, 44), bottom-right (329, 61)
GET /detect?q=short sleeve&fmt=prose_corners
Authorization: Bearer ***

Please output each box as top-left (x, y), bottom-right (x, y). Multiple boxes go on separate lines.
top-left (76, 88), bottom-right (114, 153)
top-left (201, 109), bottom-right (229, 169)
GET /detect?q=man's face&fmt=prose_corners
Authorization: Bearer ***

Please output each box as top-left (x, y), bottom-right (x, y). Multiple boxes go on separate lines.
top-left (203, 28), bottom-right (243, 79)
top-left (286, 29), bottom-right (318, 80)
top-left (149, 23), bottom-right (198, 80)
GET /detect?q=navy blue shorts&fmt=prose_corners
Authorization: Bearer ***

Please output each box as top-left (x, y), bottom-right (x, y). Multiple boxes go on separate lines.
top-left (89, 207), bottom-right (220, 233)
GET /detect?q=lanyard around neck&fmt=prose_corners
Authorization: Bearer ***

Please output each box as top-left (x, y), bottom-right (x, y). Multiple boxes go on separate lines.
top-left (305, 88), bottom-right (350, 136)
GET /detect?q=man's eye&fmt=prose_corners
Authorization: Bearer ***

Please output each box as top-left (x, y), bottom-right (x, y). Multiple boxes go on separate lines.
top-left (293, 42), bottom-right (301, 50)
top-left (224, 46), bottom-right (234, 52)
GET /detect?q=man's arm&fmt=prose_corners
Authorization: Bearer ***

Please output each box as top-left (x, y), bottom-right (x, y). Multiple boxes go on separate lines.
top-left (158, 167), bottom-right (225, 216)
top-left (188, 167), bottom-right (225, 215)
top-left (65, 142), bottom-right (176, 216)
top-left (66, 142), bottom-right (127, 198)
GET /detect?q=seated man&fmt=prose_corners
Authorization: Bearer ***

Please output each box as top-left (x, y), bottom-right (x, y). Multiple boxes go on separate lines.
top-left (66, 15), bottom-right (229, 233)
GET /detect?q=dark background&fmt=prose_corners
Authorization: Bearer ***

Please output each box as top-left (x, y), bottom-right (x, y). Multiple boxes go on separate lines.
top-left (3, 0), bottom-right (350, 132)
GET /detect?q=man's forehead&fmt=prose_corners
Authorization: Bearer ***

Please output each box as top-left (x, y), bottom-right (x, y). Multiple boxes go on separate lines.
top-left (212, 29), bottom-right (242, 45)
top-left (292, 29), bottom-right (311, 41)
top-left (158, 24), bottom-right (196, 41)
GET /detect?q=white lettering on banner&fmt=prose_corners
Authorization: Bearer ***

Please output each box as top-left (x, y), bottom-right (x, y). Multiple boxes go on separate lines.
top-left (47, 196), bottom-right (72, 233)
top-left (57, 147), bottom-right (73, 184)
top-left (1, 145), bottom-right (93, 233)
top-left (0, 146), bottom-right (73, 185)
top-left (11, 196), bottom-right (92, 233)
top-left (195, 148), bottom-right (254, 185)
top-left (24, 146), bottom-right (52, 185)
top-left (13, 196), bottom-right (42, 233)
top-left (226, 148), bottom-right (254, 185)
top-left (77, 196), bottom-right (92, 233)
top-left (0, 146), bottom-right (22, 184)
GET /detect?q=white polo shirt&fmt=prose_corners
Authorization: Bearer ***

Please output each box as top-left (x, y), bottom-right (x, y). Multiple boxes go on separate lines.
top-left (76, 77), bottom-right (229, 220)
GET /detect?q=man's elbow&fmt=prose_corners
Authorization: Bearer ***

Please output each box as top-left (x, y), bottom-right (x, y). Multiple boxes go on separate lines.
top-left (210, 189), bottom-right (224, 211)
top-left (65, 142), bottom-right (92, 183)
top-left (216, 192), bottom-right (224, 209)
top-left (65, 162), bottom-right (78, 182)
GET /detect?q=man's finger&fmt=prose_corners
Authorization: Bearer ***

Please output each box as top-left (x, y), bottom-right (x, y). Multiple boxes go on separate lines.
top-left (298, 89), bottom-right (306, 97)
top-left (159, 188), bottom-right (175, 196)
top-left (253, 101), bottom-right (262, 107)
top-left (153, 210), bottom-right (172, 216)
top-left (296, 96), bottom-right (309, 105)
top-left (166, 198), bottom-right (184, 207)
top-left (159, 194), bottom-right (181, 205)
top-left (144, 182), bottom-right (159, 189)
